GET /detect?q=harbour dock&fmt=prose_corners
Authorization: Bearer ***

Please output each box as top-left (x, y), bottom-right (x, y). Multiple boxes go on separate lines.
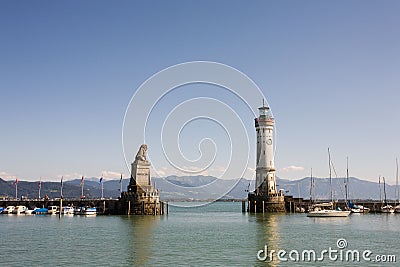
top-left (0, 198), bottom-right (167, 215)
top-left (0, 144), bottom-right (167, 216)
top-left (243, 195), bottom-right (400, 213)
top-left (285, 196), bottom-right (400, 213)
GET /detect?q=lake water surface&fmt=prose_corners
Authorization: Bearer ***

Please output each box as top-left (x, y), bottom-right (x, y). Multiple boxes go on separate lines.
top-left (1, 202), bottom-right (399, 266)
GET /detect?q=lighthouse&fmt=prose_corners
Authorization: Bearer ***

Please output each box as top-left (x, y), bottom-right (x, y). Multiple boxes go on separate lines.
top-left (255, 101), bottom-right (277, 195)
top-left (248, 100), bottom-right (285, 212)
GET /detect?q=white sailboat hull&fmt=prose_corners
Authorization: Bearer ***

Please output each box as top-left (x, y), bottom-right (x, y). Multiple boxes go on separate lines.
top-left (394, 205), bottom-right (400, 213)
top-left (307, 210), bottom-right (351, 217)
top-left (350, 205), bottom-right (370, 213)
top-left (381, 205), bottom-right (394, 213)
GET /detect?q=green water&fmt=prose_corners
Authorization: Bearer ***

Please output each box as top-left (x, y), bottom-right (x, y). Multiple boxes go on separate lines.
top-left (1, 202), bottom-right (399, 266)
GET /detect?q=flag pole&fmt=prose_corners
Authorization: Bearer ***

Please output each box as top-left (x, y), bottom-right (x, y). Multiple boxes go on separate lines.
top-left (60, 176), bottom-right (63, 198)
top-left (15, 178), bottom-right (18, 200)
top-left (81, 176), bottom-right (84, 198)
top-left (119, 173), bottom-right (123, 193)
top-left (101, 174), bottom-right (104, 199)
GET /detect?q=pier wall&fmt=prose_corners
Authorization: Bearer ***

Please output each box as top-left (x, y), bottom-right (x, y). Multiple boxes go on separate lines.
top-left (0, 198), bottom-right (167, 215)
top-left (243, 195), bottom-right (398, 213)
top-left (247, 193), bottom-right (286, 213)
top-left (283, 196), bottom-right (399, 213)
top-left (118, 200), bottom-right (164, 215)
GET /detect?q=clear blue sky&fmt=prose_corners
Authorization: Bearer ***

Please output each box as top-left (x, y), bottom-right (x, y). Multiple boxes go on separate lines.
top-left (1, 1), bottom-right (399, 183)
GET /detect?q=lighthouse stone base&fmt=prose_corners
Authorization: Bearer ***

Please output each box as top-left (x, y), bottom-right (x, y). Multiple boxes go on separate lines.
top-left (248, 193), bottom-right (286, 213)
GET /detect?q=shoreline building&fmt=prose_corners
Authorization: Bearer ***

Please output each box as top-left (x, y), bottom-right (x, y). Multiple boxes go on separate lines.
top-left (248, 101), bottom-right (285, 212)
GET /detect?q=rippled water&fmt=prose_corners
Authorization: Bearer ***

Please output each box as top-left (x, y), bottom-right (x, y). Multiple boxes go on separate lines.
top-left (1, 202), bottom-right (399, 266)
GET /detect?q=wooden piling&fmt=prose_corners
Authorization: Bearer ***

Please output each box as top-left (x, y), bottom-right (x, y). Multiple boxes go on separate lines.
top-left (59, 197), bottom-right (62, 218)
top-left (242, 200), bottom-right (245, 213)
top-left (262, 201), bottom-right (265, 213)
top-left (128, 200), bottom-right (131, 215)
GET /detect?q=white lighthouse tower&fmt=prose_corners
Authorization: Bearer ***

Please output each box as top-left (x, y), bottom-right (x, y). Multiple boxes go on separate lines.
top-left (249, 100), bottom-right (285, 212)
top-left (255, 100), bottom-right (277, 196)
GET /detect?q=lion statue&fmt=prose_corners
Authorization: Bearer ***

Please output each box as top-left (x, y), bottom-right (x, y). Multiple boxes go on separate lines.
top-left (135, 144), bottom-right (148, 162)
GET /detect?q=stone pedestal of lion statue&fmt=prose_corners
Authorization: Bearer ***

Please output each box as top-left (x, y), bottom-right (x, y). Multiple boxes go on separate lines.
top-left (119, 144), bottom-right (163, 215)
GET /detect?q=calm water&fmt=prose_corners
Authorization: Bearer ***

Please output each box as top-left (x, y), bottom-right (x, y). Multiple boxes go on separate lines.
top-left (1, 202), bottom-right (399, 266)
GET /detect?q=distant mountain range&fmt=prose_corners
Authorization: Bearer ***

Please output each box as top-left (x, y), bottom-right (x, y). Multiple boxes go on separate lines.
top-left (278, 176), bottom-right (396, 201)
top-left (0, 175), bottom-right (397, 201)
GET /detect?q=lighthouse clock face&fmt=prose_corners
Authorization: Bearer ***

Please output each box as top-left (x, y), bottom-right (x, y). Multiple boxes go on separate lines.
top-left (267, 139), bottom-right (272, 145)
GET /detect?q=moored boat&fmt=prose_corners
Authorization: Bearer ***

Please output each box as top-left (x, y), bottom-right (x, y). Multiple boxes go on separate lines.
top-left (62, 206), bottom-right (74, 215)
top-left (307, 202), bottom-right (351, 217)
top-left (344, 159), bottom-right (368, 213)
top-left (32, 207), bottom-right (48, 215)
top-left (350, 205), bottom-right (370, 213)
top-left (74, 206), bottom-right (82, 214)
top-left (395, 205), bottom-right (400, 213)
top-left (84, 207), bottom-right (97, 216)
top-left (380, 177), bottom-right (394, 213)
top-left (47, 206), bottom-right (59, 215)
top-left (75, 206), bottom-right (97, 216)
top-left (394, 158), bottom-right (400, 214)
top-left (25, 207), bottom-right (38, 215)
top-left (348, 201), bottom-right (370, 213)
top-left (307, 209), bottom-right (351, 217)
top-left (295, 206), bottom-right (305, 213)
top-left (3, 206), bottom-right (15, 214)
top-left (381, 205), bottom-right (394, 213)
top-left (12, 206), bottom-right (27, 214)
top-left (307, 148), bottom-right (351, 218)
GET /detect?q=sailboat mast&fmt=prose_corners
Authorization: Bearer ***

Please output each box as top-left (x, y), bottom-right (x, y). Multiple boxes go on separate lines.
top-left (310, 168), bottom-right (313, 203)
top-left (379, 176), bottom-right (382, 204)
top-left (345, 157), bottom-right (349, 207)
top-left (383, 177), bottom-right (387, 206)
top-left (396, 158), bottom-right (399, 206)
top-left (298, 183), bottom-right (301, 207)
top-left (328, 148), bottom-right (333, 203)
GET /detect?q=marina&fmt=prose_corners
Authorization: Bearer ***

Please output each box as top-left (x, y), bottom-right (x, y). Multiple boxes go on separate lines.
top-left (1, 196), bottom-right (400, 216)
top-left (0, 198), bottom-right (167, 216)
top-left (244, 196), bottom-right (400, 214)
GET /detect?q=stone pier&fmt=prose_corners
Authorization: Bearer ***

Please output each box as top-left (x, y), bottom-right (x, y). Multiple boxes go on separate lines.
top-left (248, 192), bottom-right (286, 213)
top-left (119, 144), bottom-right (163, 215)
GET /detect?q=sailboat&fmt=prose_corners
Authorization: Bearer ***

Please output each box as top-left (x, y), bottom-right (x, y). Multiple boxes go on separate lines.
top-left (307, 148), bottom-right (351, 217)
top-left (381, 176), bottom-right (394, 213)
top-left (307, 168), bottom-right (315, 212)
top-left (295, 182), bottom-right (305, 212)
top-left (345, 157), bottom-right (369, 213)
top-left (394, 158), bottom-right (400, 213)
